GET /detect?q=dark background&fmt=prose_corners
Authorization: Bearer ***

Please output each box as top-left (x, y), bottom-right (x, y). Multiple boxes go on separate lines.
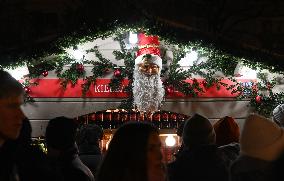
top-left (1, 0), bottom-right (283, 68)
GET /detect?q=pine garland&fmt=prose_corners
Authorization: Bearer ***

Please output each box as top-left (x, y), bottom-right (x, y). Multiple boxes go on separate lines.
top-left (2, 27), bottom-right (284, 117)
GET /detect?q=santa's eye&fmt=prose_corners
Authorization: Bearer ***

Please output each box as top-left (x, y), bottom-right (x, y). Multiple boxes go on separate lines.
top-left (149, 63), bottom-right (159, 68)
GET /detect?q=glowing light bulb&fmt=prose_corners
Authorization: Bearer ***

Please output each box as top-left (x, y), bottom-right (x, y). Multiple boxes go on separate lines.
top-left (165, 135), bottom-right (176, 147)
top-left (129, 32), bottom-right (138, 44)
top-left (234, 63), bottom-right (258, 79)
top-left (72, 50), bottom-right (84, 60)
top-left (178, 51), bottom-right (198, 67)
top-left (187, 51), bottom-right (198, 62)
top-left (239, 66), bottom-right (257, 79)
top-left (5, 65), bottom-right (29, 80)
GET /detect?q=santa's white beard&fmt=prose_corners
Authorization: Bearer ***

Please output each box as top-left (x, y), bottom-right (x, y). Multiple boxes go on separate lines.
top-left (132, 70), bottom-right (165, 112)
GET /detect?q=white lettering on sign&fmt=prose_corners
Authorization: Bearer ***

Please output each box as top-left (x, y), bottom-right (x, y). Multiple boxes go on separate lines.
top-left (94, 85), bottom-right (101, 92)
top-left (94, 84), bottom-right (126, 93)
top-left (240, 81), bottom-right (254, 96)
top-left (104, 85), bottom-right (110, 92)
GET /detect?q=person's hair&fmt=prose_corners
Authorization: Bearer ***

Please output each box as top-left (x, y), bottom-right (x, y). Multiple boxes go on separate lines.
top-left (96, 122), bottom-right (159, 181)
top-left (77, 124), bottom-right (103, 145)
top-left (77, 124), bottom-right (103, 154)
top-left (45, 116), bottom-right (78, 150)
top-left (0, 69), bottom-right (24, 99)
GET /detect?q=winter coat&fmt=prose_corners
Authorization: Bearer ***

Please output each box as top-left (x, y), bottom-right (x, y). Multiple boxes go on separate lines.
top-left (80, 154), bottom-right (102, 176)
top-left (230, 155), bottom-right (277, 181)
top-left (49, 147), bottom-right (95, 181)
top-left (167, 144), bottom-right (229, 181)
top-left (218, 142), bottom-right (240, 169)
top-left (79, 143), bottom-right (103, 176)
top-left (0, 140), bottom-right (62, 181)
top-left (0, 141), bottom-right (18, 181)
top-left (16, 144), bottom-right (63, 181)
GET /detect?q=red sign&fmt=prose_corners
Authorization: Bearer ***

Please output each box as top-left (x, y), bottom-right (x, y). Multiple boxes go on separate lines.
top-left (26, 78), bottom-right (255, 98)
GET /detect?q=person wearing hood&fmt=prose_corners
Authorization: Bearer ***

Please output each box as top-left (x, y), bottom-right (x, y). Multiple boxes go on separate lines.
top-left (168, 113), bottom-right (228, 181)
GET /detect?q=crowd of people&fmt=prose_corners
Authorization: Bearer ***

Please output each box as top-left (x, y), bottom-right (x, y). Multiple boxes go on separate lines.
top-left (2, 69), bottom-right (284, 181)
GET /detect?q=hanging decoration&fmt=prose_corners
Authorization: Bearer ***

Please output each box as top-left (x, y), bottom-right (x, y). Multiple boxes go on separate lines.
top-left (76, 63), bottom-right (85, 73)
top-left (255, 95), bottom-right (262, 103)
top-left (41, 70), bottom-right (48, 77)
top-left (24, 87), bottom-right (31, 94)
top-left (0, 26), bottom-right (283, 118)
top-left (57, 62), bottom-right (86, 88)
top-left (166, 86), bottom-right (174, 93)
top-left (113, 69), bottom-right (121, 77)
top-left (132, 33), bottom-right (165, 113)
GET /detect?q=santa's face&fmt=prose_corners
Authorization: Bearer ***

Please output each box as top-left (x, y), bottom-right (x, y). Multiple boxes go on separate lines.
top-left (138, 62), bottom-right (160, 76)
top-left (132, 67), bottom-right (165, 113)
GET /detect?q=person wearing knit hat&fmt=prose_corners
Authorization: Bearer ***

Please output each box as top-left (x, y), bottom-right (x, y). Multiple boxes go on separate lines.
top-left (230, 114), bottom-right (284, 181)
top-left (182, 113), bottom-right (216, 149)
top-left (240, 114), bottom-right (284, 161)
top-left (132, 33), bottom-right (165, 113)
top-left (272, 104), bottom-right (284, 127)
top-left (213, 116), bottom-right (240, 146)
top-left (214, 116), bottom-right (240, 171)
top-left (168, 113), bottom-right (229, 181)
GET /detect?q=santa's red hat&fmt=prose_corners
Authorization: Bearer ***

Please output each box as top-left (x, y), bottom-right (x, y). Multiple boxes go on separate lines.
top-left (134, 33), bottom-right (162, 70)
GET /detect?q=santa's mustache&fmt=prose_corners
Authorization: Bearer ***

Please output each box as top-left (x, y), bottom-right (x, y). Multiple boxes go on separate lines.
top-left (132, 70), bottom-right (165, 112)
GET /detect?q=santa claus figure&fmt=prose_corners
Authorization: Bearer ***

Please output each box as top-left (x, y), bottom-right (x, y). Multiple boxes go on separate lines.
top-left (132, 33), bottom-right (165, 113)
